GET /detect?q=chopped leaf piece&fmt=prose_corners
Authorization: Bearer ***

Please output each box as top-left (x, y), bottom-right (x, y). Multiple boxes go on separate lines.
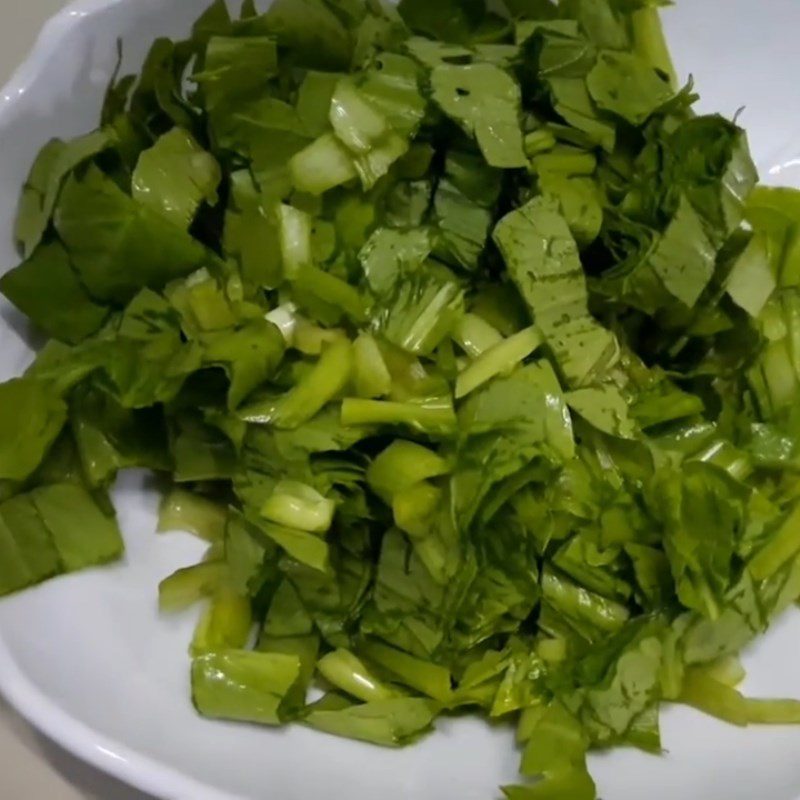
top-left (158, 489), bottom-right (227, 542)
top-left (306, 696), bottom-right (437, 747)
top-left (353, 334), bottom-right (392, 398)
top-left (132, 128), bottom-right (221, 228)
top-left (192, 650), bottom-right (302, 725)
top-left (290, 133), bottom-right (359, 195)
top-left (0, 242), bottom-right (109, 344)
top-left (494, 196), bottom-right (620, 386)
top-left (191, 586), bottom-right (253, 655)
top-left (159, 561), bottom-right (225, 613)
top-left (55, 166), bottom-right (209, 303)
top-left (15, 130), bottom-right (112, 258)
top-left (241, 340), bottom-right (353, 429)
top-left (367, 440), bottom-right (449, 504)
top-left (261, 481), bottom-right (337, 534)
top-left (587, 50), bottom-right (674, 125)
top-left (317, 649), bottom-right (398, 702)
top-left (0, 379), bottom-right (66, 482)
top-left (456, 326), bottom-right (543, 399)
top-left (31, 483), bottom-right (123, 573)
top-left (342, 398), bottom-right (457, 435)
top-left (431, 64), bottom-right (527, 168)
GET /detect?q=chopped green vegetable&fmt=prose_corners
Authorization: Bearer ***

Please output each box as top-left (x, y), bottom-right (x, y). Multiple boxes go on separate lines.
top-left (0, 242), bottom-right (109, 344)
top-left (260, 480), bottom-right (337, 534)
top-left (0, 379), bottom-right (66, 482)
top-left (317, 648), bottom-right (398, 702)
top-left (132, 128), bottom-right (221, 229)
top-left (191, 585), bottom-right (253, 655)
top-left (192, 650), bottom-right (303, 725)
top-left (14, 130), bottom-right (112, 258)
top-left (158, 489), bottom-right (228, 542)
top-left (306, 696), bottom-right (437, 747)
top-left (455, 326), bottom-right (543, 399)
top-left (4, 2), bottom-right (800, 798)
top-left (30, 483), bottom-right (124, 574)
top-left (494, 196), bottom-right (620, 387)
top-left (55, 166), bottom-right (210, 303)
top-left (159, 560), bottom-right (225, 613)
top-left (430, 63), bottom-right (527, 169)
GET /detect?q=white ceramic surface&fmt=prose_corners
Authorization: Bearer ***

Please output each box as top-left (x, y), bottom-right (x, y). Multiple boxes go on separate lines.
top-left (1, 2), bottom-right (800, 799)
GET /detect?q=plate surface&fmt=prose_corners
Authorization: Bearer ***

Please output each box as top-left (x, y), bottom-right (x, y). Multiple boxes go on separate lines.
top-left (1, 2), bottom-right (800, 799)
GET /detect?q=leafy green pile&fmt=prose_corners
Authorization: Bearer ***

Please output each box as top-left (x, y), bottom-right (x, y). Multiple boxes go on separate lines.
top-left (4, 0), bottom-right (800, 796)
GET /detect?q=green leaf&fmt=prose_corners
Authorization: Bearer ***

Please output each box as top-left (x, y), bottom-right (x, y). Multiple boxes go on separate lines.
top-left (191, 584), bottom-right (253, 656)
top-left (509, 701), bottom-right (596, 800)
top-left (250, 515), bottom-right (331, 573)
top-left (651, 463), bottom-right (742, 618)
top-left (398, 0), bottom-right (485, 44)
top-left (263, 0), bottom-right (353, 70)
top-left (494, 196), bottom-right (620, 387)
top-left (317, 648), bottom-right (398, 702)
top-left (96, 289), bottom-right (203, 409)
top-left (566, 384), bottom-right (636, 438)
top-left (358, 53), bottom-right (426, 138)
top-left (170, 413), bottom-right (238, 482)
top-left (132, 128), bottom-right (221, 228)
top-left (297, 71), bottom-right (343, 137)
top-left (14, 130), bottom-right (112, 258)
top-left (225, 510), bottom-right (272, 596)
top-left (539, 175), bottom-right (603, 249)
top-left (129, 38), bottom-right (197, 134)
top-left (0, 494), bottom-right (61, 596)
top-left (377, 269), bottom-right (466, 356)
top-left (725, 232), bottom-right (776, 318)
top-left (360, 640), bottom-right (453, 702)
top-left (158, 488), bottom-right (228, 542)
top-left (433, 150), bottom-right (502, 270)
top-left (71, 381), bottom-right (169, 487)
top-left (194, 35), bottom-right (279, 111)
top-left (200, 319), bottom-right (286, 409)
top-left (0, 379), bottom-right (66, 481)
top-left (431, 63), bottom-right (527, 168)
top-left (650, 195), bottom-right (717, 308)
top-left (360, 227), bottom-right (432, 296)
top-left (192, 649), bottom-right (303, 724)
top-left (587, 49), bottom-right (673, 125)
top-left (55, 166), bottom-right (210, 304)
top-left (547, 78), bottom-right (616, 153)
top-left (215, 100), bottom-right (311, 199)
top-left (306, 696), bottom-right (437, 746)
top-left (453, 362), bottom-right (574, 526)
top-left (0, 242), bottom-right (109, 344)
top-left (31, 483), bottom-right (124, 573)
top-left (159, 560), bottom-right (225, 613)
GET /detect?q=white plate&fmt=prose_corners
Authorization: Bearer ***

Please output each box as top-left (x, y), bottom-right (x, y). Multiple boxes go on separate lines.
top-left (1, 2), bottom-right (800, 799)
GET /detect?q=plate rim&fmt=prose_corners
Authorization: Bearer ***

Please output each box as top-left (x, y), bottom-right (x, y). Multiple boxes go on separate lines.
top-left (0, 2), bottom-right (242, 797)
top-left (0, 633), bottom-right (237, 800)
